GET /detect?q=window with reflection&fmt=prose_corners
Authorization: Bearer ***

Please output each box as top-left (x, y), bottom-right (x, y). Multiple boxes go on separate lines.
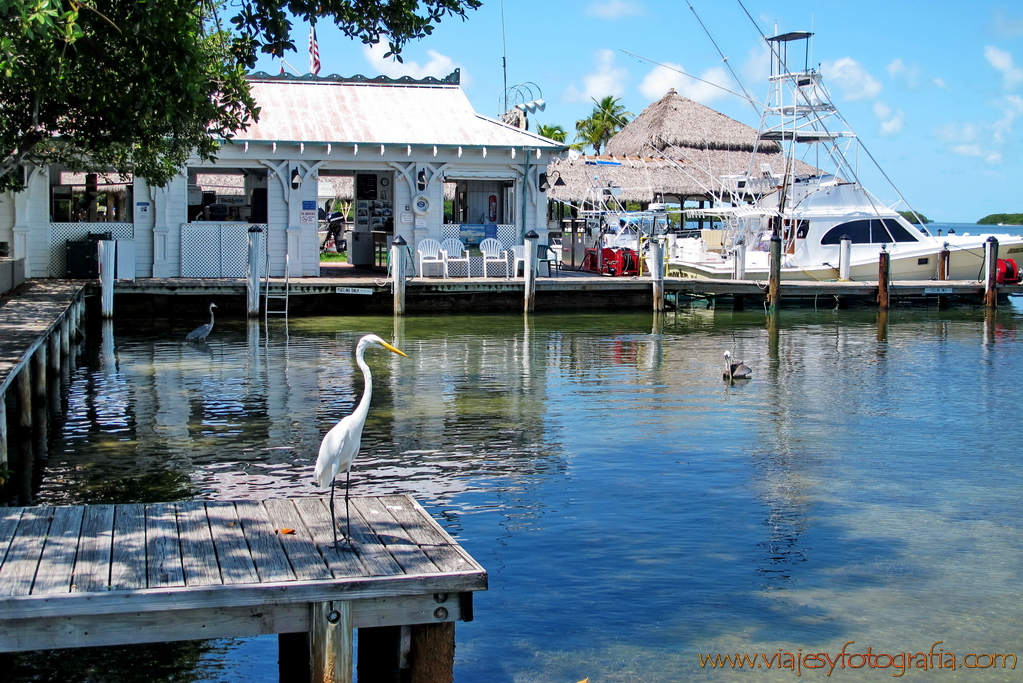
top-left (820, 218), bottom-right (920, 244)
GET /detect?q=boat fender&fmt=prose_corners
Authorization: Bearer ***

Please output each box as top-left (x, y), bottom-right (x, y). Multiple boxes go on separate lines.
top-left (996, 259), bottom-right (1022, 285)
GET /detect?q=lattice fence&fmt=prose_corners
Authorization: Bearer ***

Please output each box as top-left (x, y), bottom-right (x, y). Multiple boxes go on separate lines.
top-left (50, 222), bottom-right (134, 277)
top-left (182, 223), bottom-right (267, 277)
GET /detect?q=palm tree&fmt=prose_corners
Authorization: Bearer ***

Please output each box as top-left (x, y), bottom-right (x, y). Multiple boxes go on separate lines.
top-left (536, 123), bottom-right (568, 142)
top-left (574, 96), bottom-right (632, 154)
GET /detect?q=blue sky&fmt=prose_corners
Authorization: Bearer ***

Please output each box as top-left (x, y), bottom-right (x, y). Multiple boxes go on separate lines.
top-left (255, 1), bottom-right (1023, 223)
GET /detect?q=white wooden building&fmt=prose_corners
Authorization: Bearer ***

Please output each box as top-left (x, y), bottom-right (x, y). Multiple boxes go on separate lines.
top-left (0, 70), bottom-right (565, 279)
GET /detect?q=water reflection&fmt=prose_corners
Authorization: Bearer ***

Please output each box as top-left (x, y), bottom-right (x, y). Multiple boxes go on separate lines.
top-left (8, 307), bottom-right (1023, 682)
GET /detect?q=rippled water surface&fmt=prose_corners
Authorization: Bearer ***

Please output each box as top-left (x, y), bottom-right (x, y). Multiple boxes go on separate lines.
top-left (13, 304), bottom-right (1023, 682)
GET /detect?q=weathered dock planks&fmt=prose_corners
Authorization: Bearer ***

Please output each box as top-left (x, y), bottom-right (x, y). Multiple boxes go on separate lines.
top-left (0, 495), bottom-right (487, 654)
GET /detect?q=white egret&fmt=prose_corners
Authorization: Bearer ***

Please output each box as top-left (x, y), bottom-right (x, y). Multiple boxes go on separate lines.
top-left (723, 350), bottom-right (752, 380)
top-left (186, 303), bottom-right (217, 341)
top-left (315, 334), bottom-right (408, 548)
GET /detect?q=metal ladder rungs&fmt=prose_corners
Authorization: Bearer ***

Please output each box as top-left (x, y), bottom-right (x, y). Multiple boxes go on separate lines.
top-left (263, 253), bottom-right (290, 316)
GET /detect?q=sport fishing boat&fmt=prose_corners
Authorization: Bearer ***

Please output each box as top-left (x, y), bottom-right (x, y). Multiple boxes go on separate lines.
top-left (667, 31), bottom-right (1023, 282)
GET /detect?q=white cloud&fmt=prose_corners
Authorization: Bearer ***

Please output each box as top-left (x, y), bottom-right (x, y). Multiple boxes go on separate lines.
top-left (363, 43), bottom-right (466, 84)
top-left (821, 57), bottom-right (882, 100)
top-left (872, 101), bottom-right (903, 135)
top-left (936, 122), bottom-right (979, 144)
top-left (564, 49), bottom-right (629, 103)
top-left (984, 46), bottom-right (1023, 90)
top-left (886, 58), bottom-right (924, 89)
top-left (952, 144), bottom-right (984, 157)
top-left (933, 77), bottom-right (948, 89)
top-left (587, 0), bottom-right (643, 19)
top-left (993, 94), bottom-right (1023, 142)
top-left (638, 63), bottom-right (730, 104)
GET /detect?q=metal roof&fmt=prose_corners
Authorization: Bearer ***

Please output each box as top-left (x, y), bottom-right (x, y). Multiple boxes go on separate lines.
top-left (236, 73), bottom-right (562, 150)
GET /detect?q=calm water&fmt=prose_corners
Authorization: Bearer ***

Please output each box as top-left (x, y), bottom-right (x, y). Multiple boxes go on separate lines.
top-left (11, 303), bottom-right (1023, 682)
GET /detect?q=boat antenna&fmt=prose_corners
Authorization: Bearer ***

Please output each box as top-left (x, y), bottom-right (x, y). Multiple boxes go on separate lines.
top-left (685, 0), bottom-right (758, 115)
top-left (500, 0), bottom-right (508, 115)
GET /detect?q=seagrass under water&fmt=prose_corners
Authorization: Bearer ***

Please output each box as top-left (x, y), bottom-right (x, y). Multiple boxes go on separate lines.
top-left (16, 306), bottom-right (1023, 682)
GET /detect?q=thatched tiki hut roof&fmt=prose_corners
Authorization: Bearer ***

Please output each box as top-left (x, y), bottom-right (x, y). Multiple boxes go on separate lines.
top-left (548, 89), bottom-right (816, 207)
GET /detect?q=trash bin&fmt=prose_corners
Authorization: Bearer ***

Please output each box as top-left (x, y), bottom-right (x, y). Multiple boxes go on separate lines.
top-left (66, 239), bottom-right (99, 278)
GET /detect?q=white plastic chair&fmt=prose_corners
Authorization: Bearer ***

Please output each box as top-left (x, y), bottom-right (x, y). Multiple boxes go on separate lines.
top-left (416, 238), bottom-right (447, 277)
top-left (479, 238), bottom-right (509, 278)
top-left (511, 245), bottom-right (526, 278)
top-left (441, 238), bottom-right (472, 277)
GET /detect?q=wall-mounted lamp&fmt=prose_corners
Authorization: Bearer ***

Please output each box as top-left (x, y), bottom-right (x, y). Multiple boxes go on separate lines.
top-left (416, 169), bottom-right (427, 192)
top-left (538, 171), bottom-right (566, 192)
top-left (291, 168), bottom-right (302, 190)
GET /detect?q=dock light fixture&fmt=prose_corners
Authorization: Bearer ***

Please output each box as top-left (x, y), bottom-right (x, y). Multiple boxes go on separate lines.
top-left (291, 169), bottom-right (302, 190)
top-left (538, 171), bottom-right (566, 192)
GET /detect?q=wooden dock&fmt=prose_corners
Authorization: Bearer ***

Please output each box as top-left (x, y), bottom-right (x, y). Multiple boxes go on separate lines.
top-left (0, 495), bottom-right (486, 682)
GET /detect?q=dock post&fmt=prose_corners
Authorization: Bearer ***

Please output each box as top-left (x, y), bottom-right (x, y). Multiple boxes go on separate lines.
top-left (524, 230), bottom-right (538, 314)
top-left (15, 367), bottom-right (31, 504)
top-left (98, 239), bottom-right (114, 318)
top-left (279, 632), bottom-right (311, 683)
top-left (938, 245), bottom-right (950, 280)
top-left (651, 237), bottom-right (665, 312)
top-left (732, 237), bottom-right (746, 280)
top-left (47, 330), bottom-right (60, 375)
top-left (409, 622), bottom-right (455, 683)
top-left (839, 236), bottom-right (851, 280)
top-left (768, 235), bottom-right (782, 313)
top-left (247, 226), bottom-right (263, 317)
top-left (60, 317), bottom-right (70, 358)
top-left (984, 236), bottom-right (999, 309)
top-left (391, 235), bottom-right (407, 316)
top-left (0, 392), bottom-right (7, 473)
top-left (311, 601), bottom-right (353, 683)
top-left (357, 626), bottom-right (404, 683)
top-left (878, 249), bottom-right (890, 310)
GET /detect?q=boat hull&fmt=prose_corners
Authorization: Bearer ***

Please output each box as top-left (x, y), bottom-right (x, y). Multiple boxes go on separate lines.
top-left (667, 238), bottom-right (1023, 282)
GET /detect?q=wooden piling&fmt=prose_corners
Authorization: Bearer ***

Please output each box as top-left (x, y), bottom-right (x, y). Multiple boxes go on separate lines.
top-left (60, 317), bottom-right (70, 358)
top-left (311, 601), bottom-right (353, 683)
top-left (0, 391), bottom-right (7, 472)
top-left (651, 238), bottom-right (665, 313)
top-left (524, 230), bottom-right (538, 314)
top-left (834, 236), bottom-right (849, 280)
top-left (409, 622), bottom-right (455, 683)
top-left (984, 236), bottom-right (999, 309)
top-left (878, 250), bottom-right (890, 310)
top-left (99, 240), bottom-right (115, 318)
top-left (278, 633), bottom-right (311, 683)
top-left (247, 226), bottom-right (263, 317)
top-left (938, 247), bottom-right (950, 280)
top-left (768, 235), bottom-right (782, 313)
top-left (357, 626), bottom-right (404, 683)
top-left (47, 331), bottom-right (59, 376)
top-left (392, 235), bottom-right (407, 316)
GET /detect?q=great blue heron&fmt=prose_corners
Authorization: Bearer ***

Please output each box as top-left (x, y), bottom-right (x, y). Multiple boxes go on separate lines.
top-left (315, 334), bottom-right (408, 548)
top-left (723, 350), bottom-right (752, 380)
top-left (186, 303), bottom-right (217, 341)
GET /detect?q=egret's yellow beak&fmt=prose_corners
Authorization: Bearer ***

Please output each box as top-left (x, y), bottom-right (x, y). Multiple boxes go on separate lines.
top-left (381, 341), bottom-right (408, 357)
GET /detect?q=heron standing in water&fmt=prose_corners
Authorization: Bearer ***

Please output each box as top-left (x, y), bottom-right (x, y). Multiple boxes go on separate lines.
top-left (186, 303), bottom-right (217, 341)
top-left (315, 334), bottom-right (408, 548)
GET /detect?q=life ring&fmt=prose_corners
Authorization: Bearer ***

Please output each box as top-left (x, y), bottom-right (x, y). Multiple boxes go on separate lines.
top-left (413, 194), bottom-right (430, 216)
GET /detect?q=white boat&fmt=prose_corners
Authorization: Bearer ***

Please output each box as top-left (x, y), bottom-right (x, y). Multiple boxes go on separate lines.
top-left (667, 31), bottom-right (1023, 282)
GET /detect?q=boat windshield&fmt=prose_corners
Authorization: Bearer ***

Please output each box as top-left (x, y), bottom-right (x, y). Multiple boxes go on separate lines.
top-left (820, 219), bottom-right (921, 245)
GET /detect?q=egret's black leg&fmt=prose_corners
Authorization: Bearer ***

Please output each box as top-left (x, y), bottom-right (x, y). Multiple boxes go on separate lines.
top-left (329, 478), bottom-right (338, 548)
top-left (344, 467), bottom-right (352, 545)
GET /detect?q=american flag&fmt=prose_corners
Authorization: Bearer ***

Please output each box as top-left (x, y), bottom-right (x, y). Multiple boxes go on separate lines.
top-left (309, 26), bottom-right (321, 75)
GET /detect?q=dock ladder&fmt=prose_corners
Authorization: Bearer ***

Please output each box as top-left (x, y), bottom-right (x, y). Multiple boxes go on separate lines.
top-left (264, 252), bottom-right (290, 317)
